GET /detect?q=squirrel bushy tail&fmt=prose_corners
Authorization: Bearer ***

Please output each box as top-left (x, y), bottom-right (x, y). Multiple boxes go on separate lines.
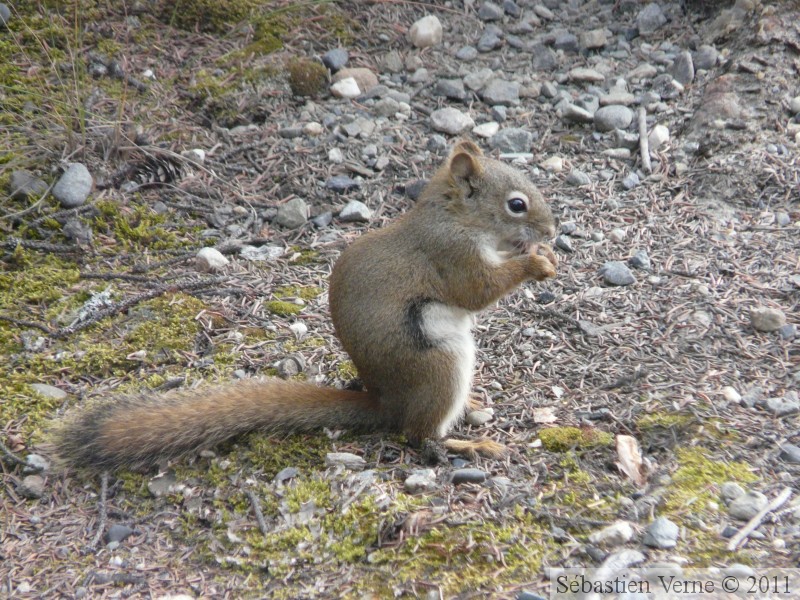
top-left (54, 379), bottom-right (385, 470)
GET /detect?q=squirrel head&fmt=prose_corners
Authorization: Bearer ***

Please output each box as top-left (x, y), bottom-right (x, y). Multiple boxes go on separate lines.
top-left (434, 139), bottom-right (556, 255)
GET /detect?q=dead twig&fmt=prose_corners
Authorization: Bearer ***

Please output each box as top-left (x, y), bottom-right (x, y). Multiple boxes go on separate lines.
top-left (89, 471), bottom-right (110, 550)
top-left (246, 489), bottom-right (269, 536)
top-left (0, 439), bottom-right (30, 469)
top-left (638, 107), bottom-right (651, 174)
top-left (726, 487), bottom-right (793, 551)
top-left (53, 276), bottom-right (229, 338)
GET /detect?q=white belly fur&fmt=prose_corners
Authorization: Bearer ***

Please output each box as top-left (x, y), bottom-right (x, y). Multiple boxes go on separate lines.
top-left (421, 302), bottom-right (476, 437)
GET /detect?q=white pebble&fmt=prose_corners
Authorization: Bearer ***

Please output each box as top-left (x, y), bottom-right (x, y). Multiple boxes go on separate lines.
top-left (303, 122), bottom-right (323, 136)
top-left (328, 148), bottom-right (344, 163)
top-left (195, 247), bottom-right (229, 273)
top-left (408, 15), bottom-right (443, 48)
top-left (648, 124), bottom-right (670, 151)
top-left (540, 156), bottom-right (563, 172)
top-left (472, 121), bottom-right (500, 138)
top-left (721, 386), bottom-right (742, 403)
top-left (289, 322), bottom-right (308, 339)
top-left (330, 77), bottom-right (361, 99)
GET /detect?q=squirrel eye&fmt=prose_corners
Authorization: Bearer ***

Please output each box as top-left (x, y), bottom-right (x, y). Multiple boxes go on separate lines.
top-left (507, 197), bottom-right (528, 214)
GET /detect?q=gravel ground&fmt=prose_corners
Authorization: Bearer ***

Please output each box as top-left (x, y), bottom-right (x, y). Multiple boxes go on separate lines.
top-left (0, 0), bottom-right (798, 598)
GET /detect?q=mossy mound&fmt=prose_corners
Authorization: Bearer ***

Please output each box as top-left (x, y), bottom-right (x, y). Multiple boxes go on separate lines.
top-left (287, 57), bottom-right (328, 97)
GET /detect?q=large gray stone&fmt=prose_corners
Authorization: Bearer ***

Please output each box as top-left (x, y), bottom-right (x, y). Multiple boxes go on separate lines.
top-left (489, 127), bottom-right (533, 153)
top-left (52, 163), bottom-right (93, 208)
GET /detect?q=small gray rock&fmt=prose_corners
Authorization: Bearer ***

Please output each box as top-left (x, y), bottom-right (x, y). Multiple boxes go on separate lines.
top-left (567, 170), bottom-right (591, 186)
top-left (17, 475), bottom-right (45, 499)
top-left (779, 443), bottom-right (800, 464)
top-left (0, 3), bottom-right (10, 28)
top-left (326, 175), bottom-right (361, 193)
top-left (404, 468), bottom-right (437, 493)
top-left (775, 211), bottom-right (791, 227)
top-left (373, 97), bottom-right (401, 118)
top-left (430, 107), bottom-right (475, 134)
top-left (9, 170), bottom-right (48, 201)
top-left (322, 48), bottom-right (348, 72)
top-left (311, 211), bottom-right (333, 228)
top-left (275, 197), bottom-right (308, 229)
top-left (477, 30), bottom-right (503, 52)
top-left (278, 126), bottom-right (303, 139)
top-left (622, 172), bottom-right (640, 190)
top-left (481, 79), bottom-right (520, 106)
top-left (503, 0), bottom-right (520, 17)
top-left (580, 28), bottom-right (607, 50)
top-left (451, 468), bottom-right (487, 484)
top-left (642, 516), bottom-right (679, 549)
top-left (671, 51), bottom-right (695, 85)
top-left (147, 472), bottom-right (178, 497)
top-left (725, 563), bottom-right (755, 579)
top-left (491, 105), bottom-right (507, 122)
top-left (434, 79), bottom-right (467, 101)
top-left (478, 1), bottom-right (504, 21)
top-left (339, 200), bottom-right (372, 222)
top-left (628, 249), bottom-right (651, 270)
top-left (30, 383), bottom-right (67, 400)
top-left (52, 163), bottom-right (93, 208)
top-left (778, 323), bottom-right (796, 340)
top-left (540, 81), bottom-right (558, 98)
top-left (589, 520), bottom-right (635, 547)
top-left (465, 410), bottom-right (493, 426)
top-left (562, 104), bottom-right (594, 123)
top-left (464, 68), bottom-right (495, 91)
top-left (594, 105), bottom-right (634, 132)
top-left (25, 454), bottom-right (49, 473)
top-left (531, 44), bottom-right (558, 70)
top-left (106, 524), bottom-right (135, 544)
top-left (614, 129), bottom-right (640, 149)
top-left (405, 179), bottom-right (428, 200)
top-left (600, 261), bottom-right (636, 286)
top-left (489, 127), bottom-right (533, 153)
top-left (728, 491), bottom-right (768, 520)
top-left (456, 46), bottom-right (478, 61)
top-left (428, 135), bottom-right (448, 153)
top-left (765, 394), bottom-right (800, 417)
top-left (637, 2), bottom-right (667, 36)
top-left (555, 235), bottom-right (574, 253)
top-left (325, 452), bottom-right (366, 470)
top-left (560, 221), bottom-right (577, 235)
top-left (750, 307), bottom-right (787, 332)
top-left (553, 32), bottom-right (579, 53)
top-left (692, 45), bottom-right (718, 70)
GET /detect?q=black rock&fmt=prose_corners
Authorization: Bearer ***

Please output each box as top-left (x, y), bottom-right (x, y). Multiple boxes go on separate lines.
top-left (326, 175), bottom-right (361, 193)
top-left (322, 48), bottom-right (349, 72)
top-left (537, 290), bottom-right (557, 304)
top-left (105, 524), bottom-right (135, 544)
top-left (779, 443), bottom-right (800, 464)
top-left (451, 468), bottom-right (487, 484)
top-left (405, 179), bottom-right (428, 200)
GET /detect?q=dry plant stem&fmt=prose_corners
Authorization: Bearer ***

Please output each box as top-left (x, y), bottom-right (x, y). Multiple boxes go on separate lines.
top-left (0, 314), bottom-right (54, 335)
top-left (53, 276), bottom-right (228, 338)
top-left (638, 107), bottom-right (652, 174)
top-left (0, 182), bottom-right (55, 221)
top-left (1, 237), bottom-right (81, 255)
top-left (727, 487), bottom-right (793, 551)
top-left (89, 471), bottom-right (109, 550)
top-left (246, 489), bottom-right (269, 536)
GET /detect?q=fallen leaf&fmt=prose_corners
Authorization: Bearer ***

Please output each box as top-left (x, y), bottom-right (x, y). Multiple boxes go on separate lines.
top-left (533, 407), bottom-right (558, 424)
top-left (616, 434), bottom-right (647, 487)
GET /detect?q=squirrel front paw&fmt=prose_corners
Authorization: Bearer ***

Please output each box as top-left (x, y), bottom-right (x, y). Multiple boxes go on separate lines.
top-left (526, 244), bottom-right (558, 280)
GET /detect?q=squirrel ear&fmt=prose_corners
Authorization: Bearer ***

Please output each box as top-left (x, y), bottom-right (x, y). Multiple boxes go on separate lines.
top-left (451, 139), bottom-right (483, 158)
top-left (449, 151), bottom-right (482, 182)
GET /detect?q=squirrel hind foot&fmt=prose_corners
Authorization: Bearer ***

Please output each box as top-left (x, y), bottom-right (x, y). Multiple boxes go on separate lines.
top-left (443, 437), bottom-right (508, 459)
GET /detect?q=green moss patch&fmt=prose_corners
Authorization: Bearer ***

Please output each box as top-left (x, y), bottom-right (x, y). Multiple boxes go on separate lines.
top-left (539, 426), bottom-right (614, 452)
